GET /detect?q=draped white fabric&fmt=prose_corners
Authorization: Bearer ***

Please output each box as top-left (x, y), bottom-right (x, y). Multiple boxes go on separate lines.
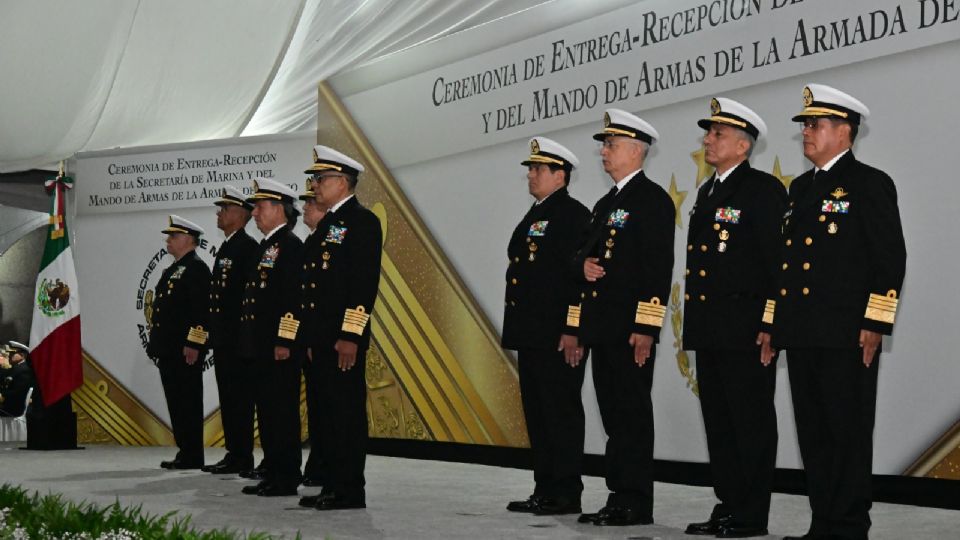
top-left (0, 0), bottom-right (548, 173)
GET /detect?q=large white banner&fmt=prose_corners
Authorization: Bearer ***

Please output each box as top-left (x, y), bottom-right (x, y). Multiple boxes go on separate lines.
top-left (72, 132), bottom-right (315, 423)
top-left (331, 0), bottom-right (960, 474)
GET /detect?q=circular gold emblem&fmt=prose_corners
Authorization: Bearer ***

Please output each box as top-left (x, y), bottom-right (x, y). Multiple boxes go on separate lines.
top-left (710, 98), bottom-right (721, 115)
top-left (603, 111), bottom-right (611, 127)
top-left (531, 139), bottom-right (540, 154)
top-left (802, 86), bottom-right (814, 106)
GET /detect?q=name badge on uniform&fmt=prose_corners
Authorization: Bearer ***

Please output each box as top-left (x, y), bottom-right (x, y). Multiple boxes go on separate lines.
top-left (715, 207), bottom-right (741, 224)
top-left (821, 200), bottom-right (850, 213)
top-left (325, 225), bottom-right (348, 244)
top-left (170, 266), bottom-right (186, 279)
top-left (528, 221), bottom-right (549, 236)
top-left (259, 245), bottom-right (280, 268)
top-left (606, 209), bottom-right (630, 228)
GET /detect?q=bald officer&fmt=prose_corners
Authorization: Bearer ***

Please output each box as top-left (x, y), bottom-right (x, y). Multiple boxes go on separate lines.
top-left (772, 85), bottom-right (906, 540)
top-left (203, 187), bottom-right (259, 475)
top-left (571, 110), bottom-right (675, 527)
top-left (238, 178), bottom-right (305, 497)
top-left (302, 145), bottom-right (382, 510)
top-left (147, 215), bottom-right (211, 470)
top-left (682, 98), bottom-right (786, 538)
top-left (503, 137), bottom-right (591, 516)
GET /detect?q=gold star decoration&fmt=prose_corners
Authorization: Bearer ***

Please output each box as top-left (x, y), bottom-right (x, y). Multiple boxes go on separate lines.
top-left (667, 174), bottom-right (688, 228)
top-left (690, 147), bottom-right (714, 188)
top-left (772, 156), bottom-right (795, 190)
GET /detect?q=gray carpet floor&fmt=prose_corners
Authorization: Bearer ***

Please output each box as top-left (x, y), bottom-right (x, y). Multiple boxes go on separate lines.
top-left (1, 444), bottom-right (956, 539)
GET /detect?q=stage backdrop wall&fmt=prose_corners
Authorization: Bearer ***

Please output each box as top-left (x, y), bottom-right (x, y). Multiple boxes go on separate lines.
top-left (325, 0), bottom-right (960, 477)
top-left (68, 0), bottom-right (960, 477)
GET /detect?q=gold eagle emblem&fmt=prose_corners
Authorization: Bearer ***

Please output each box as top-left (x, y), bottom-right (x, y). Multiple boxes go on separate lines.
top-left (830, 187), bottom-right (848, 199)
top-left (802, 86), bottom-right (814, 106)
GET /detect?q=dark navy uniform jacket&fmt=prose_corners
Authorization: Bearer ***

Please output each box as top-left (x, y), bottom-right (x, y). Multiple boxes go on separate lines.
top-left (682, 162), bottom-right (787, 350)
top-left (501, 187), bottom-right (591, 351)
top-left (568, 171), bottom-right (676, 345)
top-left (772, 151), bottom-right (906, 348)
top-left (146, 250), bottom-right (211, 359)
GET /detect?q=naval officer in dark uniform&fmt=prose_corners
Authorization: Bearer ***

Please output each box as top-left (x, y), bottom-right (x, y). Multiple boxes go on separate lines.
top-left (0, 342), bottom-right (36, 417)
top-left (682, 98), bottom-right (786, 538)
top-left (203, 186), bottom-right (259, 475)
top-left (571, 109), bottom-right (675, 527)
top-left (297, 178), bottom-right (329, 493)
top-left (773, 85), bottom-right (906, 540)
top-left (502, 137), bottom-right (591, 516)
top-left (238, 178), bottom-right (305, 497)
top-left (301, 145), bottom-right (382, 510)
top-left (147, 215), bottom-right (211, 470)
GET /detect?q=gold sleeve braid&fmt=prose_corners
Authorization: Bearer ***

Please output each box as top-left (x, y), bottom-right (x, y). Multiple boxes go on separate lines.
top-left (762, 299), bottom-right (776, 325)
top-left (566, 304), bottom-right (581, 328)
top-left (342, 305), bottom-right (371, 335)
top-left (278, 313), bottom-right (301, 340)
top-left (187, 325), bottom-right (209, 345)
top-left (864, 290), bottom-right (899, 325)
top-left (635, 297), bottom-right (666, 327)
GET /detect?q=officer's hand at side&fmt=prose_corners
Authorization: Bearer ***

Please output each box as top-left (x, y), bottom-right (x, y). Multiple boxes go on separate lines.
top-left (628, 333), bottom-right (653, 367)
top-left (756, 331), bottom-right (775, 366)
top-left (584, 257), bottom-right (605, 281)
top-left (274, 346), bottom-right (291, 362)
top-left (859, 329), bottom-right (881, 367)
top-left (183, 347), bottom-right (199, 366)
top-left (558, 334), bottom-right (583, 367)
top-left (335, 340), bottom-right (358, 371)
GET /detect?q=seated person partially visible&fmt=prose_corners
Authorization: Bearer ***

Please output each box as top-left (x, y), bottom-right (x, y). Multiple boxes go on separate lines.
top-left (0, 341), bottom-right (35, 417)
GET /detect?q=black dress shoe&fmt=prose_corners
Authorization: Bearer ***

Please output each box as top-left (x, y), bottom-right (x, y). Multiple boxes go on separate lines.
top-left (506, 495), bottom-right (543, 513)
top-left (315, 495), bottom-right (365, 510)
top-left (532, 498), bottom-right (581, 515)
top-left (685, 514), bottom-right (733, 535)
top-left (170, 461), bottom-right (203, 470)
top-left (241, 482), bottom-right (269, 495)
top-left (201, 457), bottom-right (229, 472)
top-left (208, 462), bottom-right (247, 475)
top-left (716, 523), bottom-right (768, 538)
top-left (239, 468), bottom-right (265, 480)
top-left (160, 460), bottom-right (177, 469)
top-left (589, 506), bottom-right (653, 527)
top-left (298, 494), bottom-right (322, 507)
top-left (257, 484), bottom-right (299, 497)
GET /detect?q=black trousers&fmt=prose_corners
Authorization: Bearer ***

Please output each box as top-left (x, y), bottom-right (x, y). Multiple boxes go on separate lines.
top-left (251, 353), bottom-right (303, 487)
top-left (517, 347), bottom-right (586, 501)
top-left (787, 348), bottom-right (879, 540)
top-left (317, 346), bottom-right (367, 500)
top-left (213, 346), bottom-right (254, 467)
top-left (695, 348), bottom-right (778, 527)
top-left (302, 358), bottom-right (327, 483)
top-left (158, 354), bottom-right (204, 463)
top-left (591, 341), bottom-right (656, 515)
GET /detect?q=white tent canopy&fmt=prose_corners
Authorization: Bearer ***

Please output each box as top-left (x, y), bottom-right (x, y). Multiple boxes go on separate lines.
top-left (0, 0), bottom-right (550, 173)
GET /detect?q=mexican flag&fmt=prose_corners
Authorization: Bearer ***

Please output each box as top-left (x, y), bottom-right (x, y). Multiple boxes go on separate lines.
top-left (28, 170), bottom-right (82, 406)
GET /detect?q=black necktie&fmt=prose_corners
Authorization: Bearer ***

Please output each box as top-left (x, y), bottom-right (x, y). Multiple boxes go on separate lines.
top-left (594, 186), bottom-right (619, 221)
top-left (706, 174), bottom-right (719, 197)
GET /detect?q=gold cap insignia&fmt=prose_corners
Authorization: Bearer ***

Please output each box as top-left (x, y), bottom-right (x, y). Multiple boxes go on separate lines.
top-left (312, 147), bottom-right (319, 161)
top-left (802, 86), bottom-right (814, 106)
top-left (830, 187), bottom-right (848, 199)
top-left (603, 111), bottom-right (611, 127)
top-left (304, 179), bottom-right (311, 191)
top-left (531, 139), bottom-right (540, 154)
top-left (710, 98), bottom-right (721, 115)
top-left (167, 216), bottom-right (174, 226)
top-left (253, 179), bottom-right (260, 191)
